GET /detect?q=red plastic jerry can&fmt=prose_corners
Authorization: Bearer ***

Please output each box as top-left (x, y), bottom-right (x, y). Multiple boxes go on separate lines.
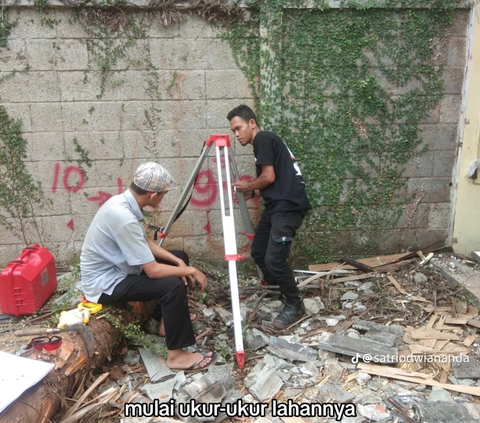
top-left (0, 244), bottom-right (57, 316)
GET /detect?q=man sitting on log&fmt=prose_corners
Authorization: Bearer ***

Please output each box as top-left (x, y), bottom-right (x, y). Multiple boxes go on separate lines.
top-left (80, 162), bottom-right (217, 372)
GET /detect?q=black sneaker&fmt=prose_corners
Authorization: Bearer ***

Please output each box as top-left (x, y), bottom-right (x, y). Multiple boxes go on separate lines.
top-left (272, 298), bottom-right (306, 329)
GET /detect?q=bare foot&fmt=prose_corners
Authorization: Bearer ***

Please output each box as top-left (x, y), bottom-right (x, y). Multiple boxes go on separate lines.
top-left (166, 349), bottom-right (214, 371)
top-left (158, 313), bottom-right (197, 337)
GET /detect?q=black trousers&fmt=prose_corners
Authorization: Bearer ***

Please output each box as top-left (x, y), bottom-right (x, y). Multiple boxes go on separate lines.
top-left (251, 210), bottom-right (304, 301)
top-left (98, 250), bottom-right (195, 350)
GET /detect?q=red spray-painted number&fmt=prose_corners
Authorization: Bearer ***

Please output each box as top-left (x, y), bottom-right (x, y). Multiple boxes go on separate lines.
top-left (191, 169), bottom-right (218, 208)
top-left (52, 163), bottom-right (86, 193)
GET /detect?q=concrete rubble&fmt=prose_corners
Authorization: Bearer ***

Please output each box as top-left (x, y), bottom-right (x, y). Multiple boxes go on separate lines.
top-left (8, 252), bottom-right (480, 423)
top-left (113, 251), bottom-right (480, 423)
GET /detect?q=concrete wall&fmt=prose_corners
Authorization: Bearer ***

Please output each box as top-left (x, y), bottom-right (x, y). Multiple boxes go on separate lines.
top-left (369, 9), bottom-right (469, 253)
top-left (0, 9), bottom-right (258, 265)
top-left (0, 6), bottom-right (470, 266)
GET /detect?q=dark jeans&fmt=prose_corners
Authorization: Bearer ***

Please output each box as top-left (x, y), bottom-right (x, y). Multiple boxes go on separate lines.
top-left (98, 250), bottom-right (195, 350)
top-left (251, 210), bottom-right (305, 300)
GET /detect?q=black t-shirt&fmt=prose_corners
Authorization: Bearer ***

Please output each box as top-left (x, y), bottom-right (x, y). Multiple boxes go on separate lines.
top-left (253, 131), bottom-right (311, 214)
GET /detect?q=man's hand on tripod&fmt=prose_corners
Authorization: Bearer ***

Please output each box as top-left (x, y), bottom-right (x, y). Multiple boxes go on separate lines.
top-left (233, 180), bottom-right (250, 192)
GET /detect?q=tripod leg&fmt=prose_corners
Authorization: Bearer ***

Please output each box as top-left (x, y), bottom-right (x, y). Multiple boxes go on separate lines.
top-left (216, 145), bottom-right (245, 369)
top-left (228, 151), bottom-right (264, 280)
top-left (158, 143), bottom-right (212, 245)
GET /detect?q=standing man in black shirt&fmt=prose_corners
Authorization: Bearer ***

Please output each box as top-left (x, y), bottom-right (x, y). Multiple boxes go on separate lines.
top-left (227, 105), bottom-right (311, 329)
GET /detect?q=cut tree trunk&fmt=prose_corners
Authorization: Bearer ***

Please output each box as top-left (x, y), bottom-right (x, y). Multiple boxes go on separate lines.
top-left (0, 316), bottom-right (123, 423)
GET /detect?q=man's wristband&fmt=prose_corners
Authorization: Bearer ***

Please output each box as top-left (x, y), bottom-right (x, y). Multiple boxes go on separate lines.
top-left (251, 190), bottom-right (255, 198)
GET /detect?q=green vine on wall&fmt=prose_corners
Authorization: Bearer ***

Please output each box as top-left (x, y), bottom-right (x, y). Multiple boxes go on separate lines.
top-left (0, 0), bottom-right (465, 264)
top-left (225, 0), bottom-right (460, 262)
top-left (0, 8), bottom-right (15, 48)
top-left (0, 106), bottom-right (51, 245)
top-left (71, 3), bottom-right (148, 98)
top-left (72, 137), bottom-right (93, 175)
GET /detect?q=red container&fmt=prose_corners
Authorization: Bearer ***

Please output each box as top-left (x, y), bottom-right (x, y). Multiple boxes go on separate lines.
top-left (0, 244), bottom-right (57, 316)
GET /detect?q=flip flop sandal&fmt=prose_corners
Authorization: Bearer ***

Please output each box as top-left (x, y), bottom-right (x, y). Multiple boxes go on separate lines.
top-left (170, 351), bottom-right (218, 374)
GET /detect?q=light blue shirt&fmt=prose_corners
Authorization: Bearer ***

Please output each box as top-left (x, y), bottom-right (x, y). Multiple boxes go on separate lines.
top-left (80, 190), bottom-right (155, 303)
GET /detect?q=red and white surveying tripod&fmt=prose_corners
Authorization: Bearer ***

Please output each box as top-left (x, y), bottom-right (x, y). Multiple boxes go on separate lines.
top-left (156, 134), bottom-right (260, 369)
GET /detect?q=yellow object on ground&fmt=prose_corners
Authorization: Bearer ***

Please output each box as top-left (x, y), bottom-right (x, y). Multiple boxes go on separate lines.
top-left (58, 308), bottom-right (91, 328)
top-left (78, 302), bottom-right (102, 314)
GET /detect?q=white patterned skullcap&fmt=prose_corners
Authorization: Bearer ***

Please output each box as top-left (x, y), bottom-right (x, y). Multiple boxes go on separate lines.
top-left (133, 162), bottom-right (175, 193)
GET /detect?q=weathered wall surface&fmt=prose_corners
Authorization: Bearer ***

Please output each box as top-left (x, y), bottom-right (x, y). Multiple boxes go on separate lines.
top-left (375, 10), bottom-right (469, 252)
top-left (0, 9), bottom-right (258, 265)
top-left (278, 8), bottom-right (470, 258)
top-left (0, 6), bottom-right (470, 266)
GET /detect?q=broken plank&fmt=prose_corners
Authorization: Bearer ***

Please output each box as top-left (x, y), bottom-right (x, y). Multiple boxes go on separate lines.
top-left (297, 271), bottom-right (333, 287)
top-left (328, 273), bottom-right (376, 285)
top-left (403, 331), bottom-right (415, 346)
top-left (436, 339), bottom-right (449, 351)
top-left (427, 315), bottom-right (438, 329)
top-left (439, 343), bottom-right (469, 354)
top-left (468, 305), bottom-right (479, 317)
top-left (376, 259), bottom-right (416, 273)
top-left (408, 344), bottom-right (468, 355)
top-left (410, 329), bottom-right (460, 341)
top-left (439, 371), bottom-right (449, 384)
top-left (447, 317), bottom-right (473, 325)
top-left (402, 241), bottom-right (446, 259)
top-left (433, 317), bottom-right (449, 350)
top-left (422, 306), bottom-right (453, 313)
top-left (411, 296), bottom-right (432, 303)
top-left (387, 275), bottom-right (407, 295)
top-left (344, 370), bottom-right (361, 384)
top-left (281, 418), bottom-right (307, 423)
top-left (309, 253), bottom-right (411, 271)
top-left (358, 362), bottom-right (480, 397)
top-left (340, 256), bottom-right (374, 273)
top-left (464, 334), bottom-right (477, 347)
top-left (435, 315), bottom-right (446, 330)
top-left (467, 319), bottom-right (480, 329)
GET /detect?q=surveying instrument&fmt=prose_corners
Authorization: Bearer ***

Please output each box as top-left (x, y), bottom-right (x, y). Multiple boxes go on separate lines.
top-left (155, 134), bottom-right (261, 369)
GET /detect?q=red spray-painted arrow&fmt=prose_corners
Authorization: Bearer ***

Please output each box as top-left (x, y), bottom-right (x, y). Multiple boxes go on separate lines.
top-left (88, 191), bottom-right (112, 207)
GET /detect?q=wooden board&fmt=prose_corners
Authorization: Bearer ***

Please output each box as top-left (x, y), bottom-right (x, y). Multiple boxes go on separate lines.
top-left (281, 417), bottom-right (308, 423)
top-left (358, 362), bottom-right (480, 397)
top-left (309, 253), bottom-right (411, 271)
top-left (463, 334), bottom-right (477, 347)
top-left (387, 275), bottom-right (407, 295)
top-left (408, 344), bottom-right (468, 355)
top-left (468, 305), bottom-right (479, 317)
top-left (426, 315), bottom-right (437, 329)
top-left (422, 306), bottom-right (453, 313)
top-left (467, 319), bottom-right (480, 329)
top-left (411, 296), bottom-right (432, 303)
top-left (328, 273), bottom-right (376, 285)
top-left (375, 259), bottom-right (416, 273)
top-left (410, 329), bottom-right (460, 341)
top-left (407, 344), bottom-right (435, 354)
